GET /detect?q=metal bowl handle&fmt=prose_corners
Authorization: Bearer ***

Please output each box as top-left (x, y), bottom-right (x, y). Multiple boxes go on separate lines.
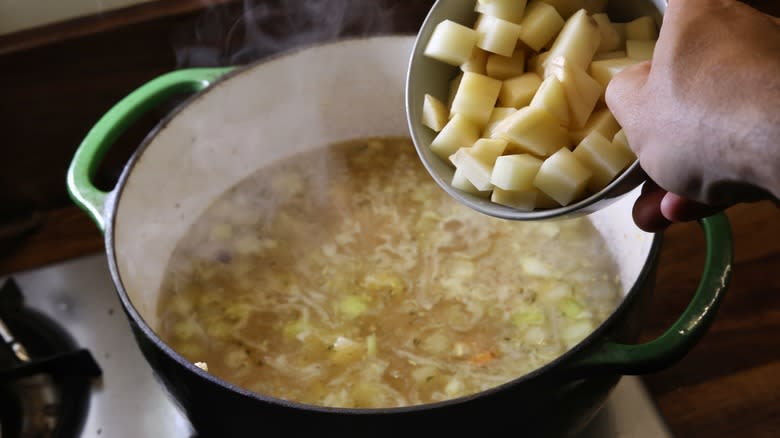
top-left (567, 213), bottom-right (733, 376)
top-left (66, 67), bottom-right (233, 231)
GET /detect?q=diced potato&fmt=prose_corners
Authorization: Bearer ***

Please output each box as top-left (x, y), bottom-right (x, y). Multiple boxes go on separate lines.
top-left (450, 138), bottom-right (508, 190)
top-left (424, 20), bottom-right (480, 66)
top-left (518, 1), bottom-right (565, 52)
top-left (452, 167), bottom-right (492, 197)
top-left (527, 51), bottom-right (551, 77)
top-left (422, 94), bottom-right (449, 132)
top-left (491, 188), bottom-right (538, 210)
top-left (592, 13), bottom-right (622, 52)
top-left (572, 131), bottom-right (635, 192)
top-left (626, 39), bottom-right (656, 61)
top-left (612, 22), bottom-right (627, 41)
top-left (461, 47), bottom-right (489, 74)
top-left (533, 147), bottom-right (592, 205)
top-left (568, 107), bottom-right (621, 144)
top-left (530, 75), bottom-right (570, 127)
top-left (593, 50), bottom-right (627, 61)
top-left (542, 0), bottom-right (585, 19)
top-left (498, 72), bottom-right (543, 108)
top-left (448, 72), bottom-right (464, 109)
top-left (485, 49), bottom-right (525, 80)
top-left (490, 154), bottom-right (544, 191)
top-left (546, 56), bottom-right (603, 128)
top-left (451, 72), bottom-right (503, 127)
top-left (430, 114), bottom-right (481, 161)
top-left (475, 14), bottom-right (524, 56)
top-left (625, 16), bottom-right (659, 40)
top-left (589, 57), bottom-right (639, 91)
top-left (474, 0), bottom-right (528, 23)
top-left (536, 190), bottom-right (561, 209)
top-left (483, 107), bottom-right (517, 137)
top-left (612, 129), bottom-right (636, 160)
top-left (544, 9), bottom-right (601, 74)
top-left (492, 106), bottom-right (571, 157)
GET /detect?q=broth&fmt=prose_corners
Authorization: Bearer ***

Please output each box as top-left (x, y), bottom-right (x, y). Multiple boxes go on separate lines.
top-left (157, 137), bottom-right (621, 408)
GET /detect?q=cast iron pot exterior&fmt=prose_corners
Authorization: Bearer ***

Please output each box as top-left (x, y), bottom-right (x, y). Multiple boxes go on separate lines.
top-left (67, 32), bottom-right (731, 438)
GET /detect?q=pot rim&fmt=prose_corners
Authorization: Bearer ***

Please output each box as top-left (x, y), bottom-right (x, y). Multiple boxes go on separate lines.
top-left (102, 35), bottom-right (664, 415)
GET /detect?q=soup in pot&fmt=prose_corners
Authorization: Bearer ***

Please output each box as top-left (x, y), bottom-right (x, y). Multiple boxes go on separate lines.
top-left (157, 137), bottom-right (622, 408)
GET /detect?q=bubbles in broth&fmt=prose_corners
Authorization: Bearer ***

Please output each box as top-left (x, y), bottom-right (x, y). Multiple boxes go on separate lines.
top-left (157, 137), bottom-right (621, 408)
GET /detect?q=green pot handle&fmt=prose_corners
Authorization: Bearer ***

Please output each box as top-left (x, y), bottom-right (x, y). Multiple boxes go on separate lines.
top-left (568, 213), bottom-right (733, 376)
top-left (66, 67), bottom-right (234, 231)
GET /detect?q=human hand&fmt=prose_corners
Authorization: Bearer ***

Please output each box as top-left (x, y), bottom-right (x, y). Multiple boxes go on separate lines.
top-left (606, 0), bottom-right (780, 232)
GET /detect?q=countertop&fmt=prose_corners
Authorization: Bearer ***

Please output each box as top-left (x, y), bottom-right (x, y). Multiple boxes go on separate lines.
top-left (1, 1), bottom-right (778, 437)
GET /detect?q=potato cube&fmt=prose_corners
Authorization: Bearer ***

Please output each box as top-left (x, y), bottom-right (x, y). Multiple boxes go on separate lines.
top-left (593, 50), bottom-right (627, 61)
top-left (626, 39), bottom-right (656, 60)
top-left (625, 16), bottom-right (659, 40)
top-left (573, 131), bottom-right (635, 192)
top-left (612, 22), bottom-right (627, 41)
top-left (491, 188), bottom-right (538, 210)
top-left (568, 107), bottom-right (621, 143)
top-left (424, 20), bottom-right (480, 66)
top-left (476, 14), bottom-right (524, 57)
top-left (592, 13), bottom-right (622, 52)
top-left (546, 56), bottom-right (603, 128)
top-left (542, 0), bottom-right (585, 19)
top-left (450, 138), bottom-right (508, 190)
top-left (536, 190), bottom-right (561, 209)
top-left (589, 57), bottom-right (639, 90)
top-left (612, 129), bottom-right (636, 160)
top-left (492, 106), bottom-right (571, 157)
top-left (499, 73), bottom-right (543, 108)
top-left (452, 168), bottom-right (491, 197)
top-left (490, 154), bottom-right (544, 190)
top-left (448, 72), bottom-right (464, 109)
top-left (430, 114), bottom-right (481, 161)
top-left (483, 107), bottom-right (517, 137)
top-left (475, 0), bottom-right (528, 23)
top-left (533, 147), bottom-right (592, 205)
top-left (545, 9), bottom-right (601, 73)
top-left (461, 47), bottom-right (489, 74)
top-left (530, 75), bottom-right (570, 127)
top-left (486, 49), bottom-right (526, 80)
top-left (528, 51), bottom-right (551, 78)
top-left (422, 94), bottom-right (450, 132)
top-left (451, 72), bottom-right (503, 127)
top-left (518, 1), bottom-right (565, 52)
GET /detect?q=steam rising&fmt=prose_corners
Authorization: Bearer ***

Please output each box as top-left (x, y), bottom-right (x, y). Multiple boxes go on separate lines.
top-left (173, 0), bottom-right (395, 67)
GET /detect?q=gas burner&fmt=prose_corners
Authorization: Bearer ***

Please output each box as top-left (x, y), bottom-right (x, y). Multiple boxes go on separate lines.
top-left (0, 279), bottom-right (101, 438)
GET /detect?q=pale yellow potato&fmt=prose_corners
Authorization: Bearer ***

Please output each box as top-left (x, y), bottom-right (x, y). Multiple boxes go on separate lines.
top-left (626, 39), bottom-right (656, 61)
top-left (536, 190), bottom-right (561, 209)
top-left (475, 0), bottom-right (528, 23)
top-left (625, 16), bottom-right (659, 40)
top-left (546, 56), bottom-right (603, 128)
top-left (461, 47), bottom-right (489, 74)
top-left (475, 14), bottom-right (524, 57)
top-left (449, 138), bottom-right (508, 190)
top-left (448, 72), bottom-right (464, 109)
top-left (572, 131), bottom-right (635, 192)
top-left (593, 50), bottom-right (627, 61)
top-left (612, 22), bottom-right (627, 42)
top-left (568, 107), bottom-right (621, 144)
top-left (485, 49), bottom-right (526, 80)
top-left (451, 72), bottom-right (503, 127)
top-left (491, 188), bottom-right (538, 210)
top-left (422, 94), bottom-right (450, 132)
top-left (482, 107), bottom-right (517, 137)
top-left (490, 154), bottom-right (544, 191)
top-left (424, 20), bottom-right (480, 66)
top-left (533, 147), bottom-right (592, 205)
top-left (499, 73), bottom-right (543, 108)
top-left (544, 9), bottom-right (601, 74)
top-left (592, 13), bottom-right (622, 52)
top-left (452, 168), bottom-right (492, 197)
top-left (492, 106), bottom-right (571, 157)
top-left (518, 1), bottom-right (565, 52)
top-left (542, 0), bottom-right (585, 19)
top-left (612, 129), bottom-right (637, 160)
top-left (589, 57), bottom-right (639, 91)
top-left (530, 75), bottom-right (570, 127)
top-left (430, 114), bottom-right (481, 161)
top-left (528, 51), bottom-right (551, 77)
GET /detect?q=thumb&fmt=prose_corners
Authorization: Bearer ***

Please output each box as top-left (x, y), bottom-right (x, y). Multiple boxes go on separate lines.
top-left (605, 61), bottom-right (651, 132)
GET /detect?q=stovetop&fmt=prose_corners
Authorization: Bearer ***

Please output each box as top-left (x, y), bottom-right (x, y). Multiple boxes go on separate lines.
top-left (1, 253), bottom-right (673, 437)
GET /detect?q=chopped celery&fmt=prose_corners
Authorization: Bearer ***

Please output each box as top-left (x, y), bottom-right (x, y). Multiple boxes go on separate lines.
top-left (511, 307), bottom-right (545, 326)
top-left (562, 320), bottom-right (595, 348)
top-left (560, 297), bottom-right (584, 319)
top-left (338, 295), bottom-right (369, 319)
top-left (366, 334), bottom-right (378, 357)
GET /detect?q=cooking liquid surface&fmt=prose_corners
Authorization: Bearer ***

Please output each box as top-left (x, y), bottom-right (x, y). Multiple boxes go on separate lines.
top-left (156, 137), bottom-right (621, 408)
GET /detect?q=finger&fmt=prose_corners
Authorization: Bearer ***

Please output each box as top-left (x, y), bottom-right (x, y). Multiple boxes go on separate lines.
top-left (632, 181), bottom-right (673, 232)
top-left (660, 192), bottom-right (722, 222)
top-left (605, 61), bottom-right (651, 138)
